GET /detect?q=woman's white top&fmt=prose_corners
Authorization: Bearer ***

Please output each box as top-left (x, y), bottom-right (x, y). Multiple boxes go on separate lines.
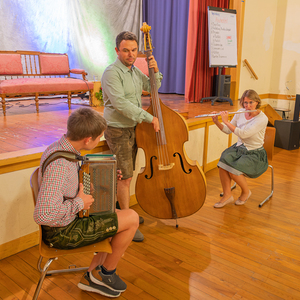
top-left (221, 109), bottom-right (268, 150)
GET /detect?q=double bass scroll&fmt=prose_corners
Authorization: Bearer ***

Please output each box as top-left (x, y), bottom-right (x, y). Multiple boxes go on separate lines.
top-left (135, 23), bottom-right (207, 220)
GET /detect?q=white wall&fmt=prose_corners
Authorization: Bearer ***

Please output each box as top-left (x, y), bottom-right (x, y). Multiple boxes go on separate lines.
top-left (0, 167), bottom-right (38, 244)
top-left (273, 0), bottom-right (300, 96)
top-left (239, 0), bottom-right (278, 95)
top-left (240, 0), bottom-right (300, 101)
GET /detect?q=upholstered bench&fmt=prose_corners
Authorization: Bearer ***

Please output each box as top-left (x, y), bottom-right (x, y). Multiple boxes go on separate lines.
top-left (135, 52), bottom-right (150, 96)
top-left (0, 51), bottom-right (94, 115)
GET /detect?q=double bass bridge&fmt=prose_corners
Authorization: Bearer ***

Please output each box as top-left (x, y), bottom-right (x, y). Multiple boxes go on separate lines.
top-left (158, 163), bottom-right (175, 171)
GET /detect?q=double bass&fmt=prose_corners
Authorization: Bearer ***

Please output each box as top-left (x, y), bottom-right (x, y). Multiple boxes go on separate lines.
top-left (135, 23), bottom-right (207, 220)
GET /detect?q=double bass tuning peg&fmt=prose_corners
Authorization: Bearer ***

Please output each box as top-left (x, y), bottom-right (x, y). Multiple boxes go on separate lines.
top-left (141, 22), bottom-right (153, 52)
top-left (141, 22), bottom-right (151, 33)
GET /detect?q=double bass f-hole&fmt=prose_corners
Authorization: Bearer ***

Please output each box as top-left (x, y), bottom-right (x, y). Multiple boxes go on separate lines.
top-left (173, 152), bottom-right (192, 174)
top-left (145, 156), bottom-right (157, 179)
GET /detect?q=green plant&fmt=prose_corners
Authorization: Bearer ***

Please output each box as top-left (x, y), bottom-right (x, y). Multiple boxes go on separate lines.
top-left (95, 87), bottom-right (103, 106)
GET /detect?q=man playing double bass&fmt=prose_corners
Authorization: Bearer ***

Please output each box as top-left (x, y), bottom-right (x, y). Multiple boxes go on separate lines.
top-left (101, 31), bottom-right (163, 242)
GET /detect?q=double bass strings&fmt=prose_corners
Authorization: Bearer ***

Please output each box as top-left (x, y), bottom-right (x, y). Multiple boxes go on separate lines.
top-left (148, 66), bottom-right (170, 170)
top-left (144, 28), bottom-right (170, 173)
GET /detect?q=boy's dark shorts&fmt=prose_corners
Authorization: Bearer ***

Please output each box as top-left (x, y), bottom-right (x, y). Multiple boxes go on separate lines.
top-left (42, 212), bottom-right (118, 250)
top-left (104, 126), bottom-right (137, 180)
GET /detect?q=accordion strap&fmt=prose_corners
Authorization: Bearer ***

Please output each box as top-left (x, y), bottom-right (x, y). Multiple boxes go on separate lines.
top-left (41, 150), bottom-right (85, 176)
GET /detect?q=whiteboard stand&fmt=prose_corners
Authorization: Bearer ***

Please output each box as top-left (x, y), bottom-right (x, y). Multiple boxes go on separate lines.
top-left (202, 6), bottom-right (237, 106)
top-left (200, 67), bottom-right (233, 106)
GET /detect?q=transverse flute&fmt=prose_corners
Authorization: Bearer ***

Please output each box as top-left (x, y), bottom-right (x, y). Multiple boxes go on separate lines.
top-left (195, 110), bottom-right (257, 118)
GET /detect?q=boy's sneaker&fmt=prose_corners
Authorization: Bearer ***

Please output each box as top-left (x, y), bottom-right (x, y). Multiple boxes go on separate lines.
top-left (133, 228), bottom-right (144, 242)
top-left (78, 272), bottom-right (120, 298)
top-left (90, 265), bottom-right (127, 292)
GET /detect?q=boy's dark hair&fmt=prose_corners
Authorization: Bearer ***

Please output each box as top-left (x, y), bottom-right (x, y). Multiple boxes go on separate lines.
top-left (66, 108), bottom-right (107, 141)
top-left (116, 31), bottom-right (138, 50)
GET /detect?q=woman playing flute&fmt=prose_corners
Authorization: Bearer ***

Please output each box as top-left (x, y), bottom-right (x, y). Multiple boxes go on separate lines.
top-left (212, 89), bottom-right (268, 208)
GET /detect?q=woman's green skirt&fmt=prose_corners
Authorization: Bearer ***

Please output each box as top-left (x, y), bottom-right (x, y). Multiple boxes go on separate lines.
top-left (217, 143), bottom-right (268, 178)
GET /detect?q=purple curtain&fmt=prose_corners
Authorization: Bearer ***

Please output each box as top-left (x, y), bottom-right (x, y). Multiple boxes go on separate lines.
top-left (185, 0), bottom-right (229, 102)
top-left (143, 0), bottom-right (190, 94)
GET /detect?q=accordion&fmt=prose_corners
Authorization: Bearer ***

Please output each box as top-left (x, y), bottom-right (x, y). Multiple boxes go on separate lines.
top-left (78, 154), bottom-right (117, 218)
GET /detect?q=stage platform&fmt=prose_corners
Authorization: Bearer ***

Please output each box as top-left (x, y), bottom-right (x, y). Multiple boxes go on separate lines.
top-left (0, 94), bottom-right (239, 154)
top-left (0, 93), bottom-right (279, 176)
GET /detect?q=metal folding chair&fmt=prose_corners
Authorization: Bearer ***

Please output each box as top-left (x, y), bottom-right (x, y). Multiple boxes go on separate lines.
top-left (220, 127), bottom-right (276, 207)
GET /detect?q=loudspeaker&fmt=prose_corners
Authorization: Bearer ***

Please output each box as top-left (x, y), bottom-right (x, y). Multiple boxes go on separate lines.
top-left (213, 75), bottom-right (231, 97)
top-left (293, 94), bottom-right (300, 121)
top-left (223, 75), bottom-right (231, 98)
top-left (274, 120), bottom-right (300, 150)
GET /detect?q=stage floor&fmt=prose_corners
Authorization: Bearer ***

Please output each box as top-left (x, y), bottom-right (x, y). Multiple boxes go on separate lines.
top-left (0, 94), bottom-right (240, 155)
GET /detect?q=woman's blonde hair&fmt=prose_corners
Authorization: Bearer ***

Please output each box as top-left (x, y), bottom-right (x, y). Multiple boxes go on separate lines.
top-left (239, 89), bottom-right (261, 109)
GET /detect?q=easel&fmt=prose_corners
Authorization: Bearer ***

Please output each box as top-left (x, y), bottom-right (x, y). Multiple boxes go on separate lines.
top-left (200, 66), bottom-right (233, 106)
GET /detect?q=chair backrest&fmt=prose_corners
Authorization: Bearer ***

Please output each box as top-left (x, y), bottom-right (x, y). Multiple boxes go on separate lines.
top-left (30, 167), bottom-right (40, 205)
top-left (263, 127), bottom-right (276, 161)
top-left (134, 57), bottom-right (149, 76)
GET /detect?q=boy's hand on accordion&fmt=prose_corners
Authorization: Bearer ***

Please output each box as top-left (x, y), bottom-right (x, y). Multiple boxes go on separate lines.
top-left (117, 169), bottom-right (123, 181)
top-left (78, 183), bottom-right (94, 210)
top-left (90, 182), bottom-right (95, 194)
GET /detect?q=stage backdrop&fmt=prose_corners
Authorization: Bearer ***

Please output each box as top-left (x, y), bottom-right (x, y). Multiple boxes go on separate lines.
top-left (0, 0), bottom-right (143, 80)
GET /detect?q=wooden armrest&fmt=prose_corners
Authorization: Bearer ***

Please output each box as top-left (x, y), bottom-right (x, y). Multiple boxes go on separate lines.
top-left (70, 69), bottom-right (88, 80)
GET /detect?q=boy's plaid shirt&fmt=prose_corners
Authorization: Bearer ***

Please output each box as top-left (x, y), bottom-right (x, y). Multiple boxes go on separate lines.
top-left (33, 135), bottom-right (84, 227)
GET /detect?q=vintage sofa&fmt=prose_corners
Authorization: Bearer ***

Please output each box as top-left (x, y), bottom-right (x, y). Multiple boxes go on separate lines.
top-left (135, 52), bottom-right (150, 96)
top-left (0, 50), bottom-right (94, 115)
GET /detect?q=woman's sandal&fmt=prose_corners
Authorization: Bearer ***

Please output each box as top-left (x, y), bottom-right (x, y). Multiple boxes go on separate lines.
top-left (214, 196), bottom-right (234, 208)
top-left (235, 190), bottom-right (252, 205)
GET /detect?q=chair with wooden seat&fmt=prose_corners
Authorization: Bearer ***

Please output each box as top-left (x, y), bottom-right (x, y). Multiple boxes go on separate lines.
top-left (30, 167), bottom-right (112, 300)
top-left (220, 126), bottom-right (276, 207)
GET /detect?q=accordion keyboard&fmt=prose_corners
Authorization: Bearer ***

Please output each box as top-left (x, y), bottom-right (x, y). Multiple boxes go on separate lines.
top-left (82, 172), bottom-right (91, 195)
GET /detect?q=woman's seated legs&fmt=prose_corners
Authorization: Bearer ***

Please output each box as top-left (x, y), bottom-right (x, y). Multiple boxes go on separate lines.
top-left (216, 167), bottom-right (251, 207)
top-left (219, 167), bottom-right (233, 203)
top-left (230, 173), bottom-right (250, 202)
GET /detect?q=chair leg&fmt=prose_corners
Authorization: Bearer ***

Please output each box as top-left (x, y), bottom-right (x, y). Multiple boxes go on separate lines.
top-left (33, 257), bottom-right (56, 300)
top-left (34, 254), bottom-right (90, 299)
top-left (259, 165), bottom-right (274, 207)
top-left (220, 182), bottom-right (237, 197)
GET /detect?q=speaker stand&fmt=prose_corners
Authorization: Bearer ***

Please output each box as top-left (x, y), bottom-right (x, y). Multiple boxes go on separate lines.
top-left (200, 67), bottom-right (233, 106)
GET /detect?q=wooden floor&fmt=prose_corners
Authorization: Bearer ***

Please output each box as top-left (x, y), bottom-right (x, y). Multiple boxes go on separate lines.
top-left (1, 146), bottom-right (300, 299)
top-left (0, 94), bottom-right (240, 154)
top-left (1, 95), bottom-right (300, 299)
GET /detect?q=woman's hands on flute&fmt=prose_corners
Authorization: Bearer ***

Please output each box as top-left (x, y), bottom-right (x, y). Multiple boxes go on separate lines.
top-left (211, 111), bottom-right (219, 123)
top-left (211, 110), bottom-right (236, 133)
top-left (211, 111), bottom-right (229, 124)
top-left (219, 111), bottom-right (229, 123)
top-left (211, 111), bottom-right (230, 131)
top-left (219, 111), bottom-right (236, 133)
top-left (211, 111), bottom-right (223, 130)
